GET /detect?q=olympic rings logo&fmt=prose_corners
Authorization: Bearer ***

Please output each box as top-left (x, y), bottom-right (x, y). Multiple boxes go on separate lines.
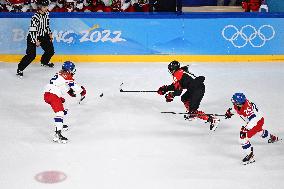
top-left (222, 25), bottom-right (275, 48)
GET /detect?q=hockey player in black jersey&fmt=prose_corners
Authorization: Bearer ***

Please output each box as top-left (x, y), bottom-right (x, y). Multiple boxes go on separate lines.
top-left (157, 60), bottom-right (219, 131)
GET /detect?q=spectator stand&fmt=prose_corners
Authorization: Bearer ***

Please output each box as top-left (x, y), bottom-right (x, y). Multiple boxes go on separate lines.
top-left (182, 0), bottom-right (243, 12)
top-left (0, 0), bottom-right (151, 12)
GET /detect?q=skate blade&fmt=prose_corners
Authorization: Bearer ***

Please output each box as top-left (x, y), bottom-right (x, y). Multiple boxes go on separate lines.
top-left (41, 64), bottom-right (54, 68)
top-left (268, 138), bottom-right (282, 144)
top-left (210, 123), bottom-right (220, 131)
top-left (16, 75), bottom-right (23, 79)
top-left (53, 138), bottom-right (68, 144)
top-left (243, 159), bottom-right (255, 165)
top-left (60, 140), bottom-right (68, 144)
top-left (184, 115), bottom-right (195, 121)
top-left (210, 119), bottom-right (220, 131)
top-left (184, 118), bottom-right (196, 121)
top-left (210, 124), bottom-right (218, 131)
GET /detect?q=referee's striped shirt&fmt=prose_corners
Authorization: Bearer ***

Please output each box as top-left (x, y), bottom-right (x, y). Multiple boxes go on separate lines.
top-left (28, 12), bottom-right (52, 44)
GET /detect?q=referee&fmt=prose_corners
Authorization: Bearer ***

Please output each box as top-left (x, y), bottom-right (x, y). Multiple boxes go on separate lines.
top-left (17, 0), bottom-right (54, 78)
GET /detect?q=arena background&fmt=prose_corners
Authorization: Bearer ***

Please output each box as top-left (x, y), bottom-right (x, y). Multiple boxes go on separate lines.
top-left (1, 7), bottom-right (284, 189)
top-left (0, 12), bottom-right (284, 63)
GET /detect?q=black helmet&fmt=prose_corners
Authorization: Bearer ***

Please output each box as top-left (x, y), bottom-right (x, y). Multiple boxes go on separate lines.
top-left (168, 60), bottom-right (180, 74)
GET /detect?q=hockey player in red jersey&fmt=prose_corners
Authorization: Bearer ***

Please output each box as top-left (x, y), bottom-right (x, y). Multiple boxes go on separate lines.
top-left (157, 60), bottom-right (220, 131)
top-left (44, 61), bottom-right (86, 143)
top-left (225, 93), bottom-right (280, 165)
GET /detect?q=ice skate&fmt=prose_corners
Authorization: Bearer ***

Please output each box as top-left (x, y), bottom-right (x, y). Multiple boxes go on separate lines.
top-left (242, 148), bottom-right (255, 165)
top-left (184, 114), bottom-right (196, 121)
top-left (207, 116), bottom-right (220, 131)
top-left (41, 62), bottom-right (54, 68)
top-left (53, 130), bottom-right (68, 144)
top-left (62, 125), bottom-right (69, 131)
top-left (268, 134), bottom-right (281, 143)
top-left (16, 69), bottom-right (23, 78)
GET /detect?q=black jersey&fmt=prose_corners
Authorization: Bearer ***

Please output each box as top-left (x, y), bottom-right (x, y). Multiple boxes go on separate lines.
top-left (167, 67), bottom-right (205, 96)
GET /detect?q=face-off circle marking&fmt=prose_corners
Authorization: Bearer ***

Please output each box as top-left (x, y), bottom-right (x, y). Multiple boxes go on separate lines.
top-left (34, 171), bottom-right (67, 184)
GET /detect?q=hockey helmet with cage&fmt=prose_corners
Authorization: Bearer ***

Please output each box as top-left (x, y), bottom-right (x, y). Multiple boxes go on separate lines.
top-left (62, 61), bottom-right (76, 75)
top-left (168, 60), bottom-right (180, 74)
top-left (231, 93), bottom-right (246, 105)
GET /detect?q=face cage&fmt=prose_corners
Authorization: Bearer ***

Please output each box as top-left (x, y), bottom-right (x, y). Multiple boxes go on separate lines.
top-left (72, 68), bottom-right (76, 75)
top-left (168, 69), bottom-right (172, 74)
top-left (168, 65), bottom-right (177, 74)
top-left (231, 98), bottom-right (244, 107)
top-left (62, 67), bottom-right (76, 75)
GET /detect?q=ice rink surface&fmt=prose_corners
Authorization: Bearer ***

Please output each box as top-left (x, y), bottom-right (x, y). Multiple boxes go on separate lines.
top-left (0, 62), bottom-right (284, 189)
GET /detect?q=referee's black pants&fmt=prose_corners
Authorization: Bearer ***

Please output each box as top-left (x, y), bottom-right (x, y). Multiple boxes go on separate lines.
top-left (18, 34), bottom-right (55, 71)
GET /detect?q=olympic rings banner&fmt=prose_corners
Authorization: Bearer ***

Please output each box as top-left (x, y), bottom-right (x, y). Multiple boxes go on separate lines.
top-left (0, 13), bottom-right (284, 55)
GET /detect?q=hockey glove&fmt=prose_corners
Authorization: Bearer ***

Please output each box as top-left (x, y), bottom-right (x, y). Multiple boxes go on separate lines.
top-left (60, 97), bottom-right (65, 103)
top-left (80, 86), bottom-right (86, 96)
top-left (67, 88), bottom-right (76, 97)
top-left (157, 85), bottom-right (168, 95)
top-left (165, 92), bottom-right (174, 102)
top-left (240, 126), bottom-right (249, 139)
top-left (225, 108), bottom-right (234, 119)
top-left (80, 86), bottom-right (86, 102)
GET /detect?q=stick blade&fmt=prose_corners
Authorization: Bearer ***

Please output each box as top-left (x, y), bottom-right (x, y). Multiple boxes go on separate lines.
top-left (161, 111), bottom-right (177, 114)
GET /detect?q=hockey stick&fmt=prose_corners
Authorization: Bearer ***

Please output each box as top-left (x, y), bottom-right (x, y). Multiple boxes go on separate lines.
top-left (79, 96), bottom-right (85, 103)
top-left (120, 89), bottom-right (157, 93)
top-left (119, 82), bottom-right (157, 93)
top-left (239, 115), bottom-right (247, 122)
top-left (161, 111), bottom-right (226, 117)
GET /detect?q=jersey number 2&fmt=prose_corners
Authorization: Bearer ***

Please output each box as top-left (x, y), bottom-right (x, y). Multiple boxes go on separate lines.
top-left (50, 74), bottom-right (58, 84)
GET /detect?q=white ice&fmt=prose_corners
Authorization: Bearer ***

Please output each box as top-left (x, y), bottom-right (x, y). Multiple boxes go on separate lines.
top-left (0, 62), bottom-right (284, 189)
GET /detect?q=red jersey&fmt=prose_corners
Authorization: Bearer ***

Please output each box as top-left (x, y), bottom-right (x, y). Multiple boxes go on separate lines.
top-left (233, 100), bottom-right (262, 122)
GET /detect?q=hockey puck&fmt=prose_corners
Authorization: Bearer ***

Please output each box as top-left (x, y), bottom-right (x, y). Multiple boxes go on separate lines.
top-left (34, 170), bottom-right (67, 184)
top-left (99, 93), bottom-right (103, 97)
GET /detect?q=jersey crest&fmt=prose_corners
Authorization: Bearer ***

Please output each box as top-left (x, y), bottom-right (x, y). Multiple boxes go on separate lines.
top-left (59, 70), bottom-right (74, 81)
top-left (173, 69), bottom-right (184, 90)
top-left (234, 100), bottom-right (258, 121)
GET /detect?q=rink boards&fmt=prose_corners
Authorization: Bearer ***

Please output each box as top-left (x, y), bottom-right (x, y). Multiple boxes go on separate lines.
top-left (1, 54), bottom-right (284, 63)
top-left (0, 12), bottom-right (284, 62)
